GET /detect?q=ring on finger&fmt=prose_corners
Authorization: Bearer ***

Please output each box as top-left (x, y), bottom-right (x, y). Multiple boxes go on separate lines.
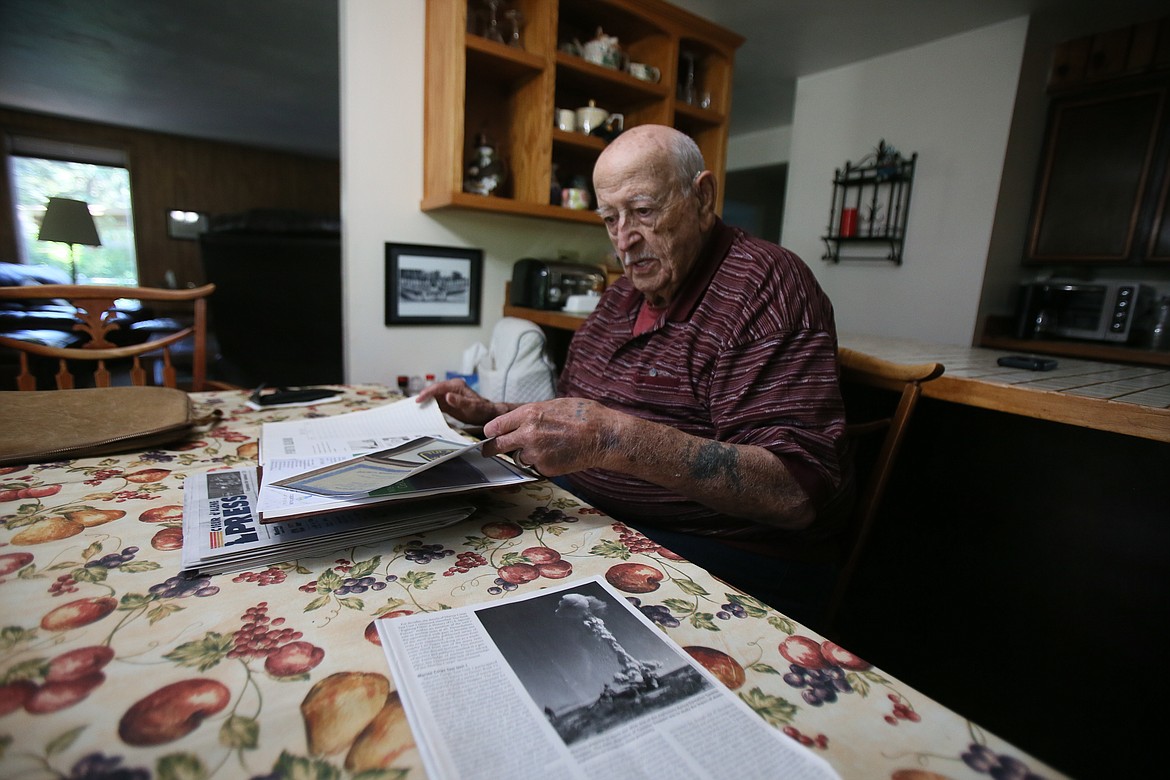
top-left (513, 450), bottom-right (530, 469)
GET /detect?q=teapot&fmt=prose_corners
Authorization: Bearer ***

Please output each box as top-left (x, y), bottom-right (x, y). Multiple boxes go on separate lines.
top-left (575, 100), bottom-right (623, 137)
top-left (582, 28), bottom-right (625, 70)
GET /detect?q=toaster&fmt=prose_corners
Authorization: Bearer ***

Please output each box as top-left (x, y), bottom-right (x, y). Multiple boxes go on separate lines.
top-left (510, 259), bottom-right (606, 310)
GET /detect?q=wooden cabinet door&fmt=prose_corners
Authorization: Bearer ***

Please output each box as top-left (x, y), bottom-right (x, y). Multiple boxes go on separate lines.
top-left (1149, 174), bottom-right (1170, 261)
top-left (1026, 85), bottom-right (1166, 263)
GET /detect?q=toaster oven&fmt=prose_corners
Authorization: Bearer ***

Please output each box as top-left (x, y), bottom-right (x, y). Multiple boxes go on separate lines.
top-left (510, 259), bottom-right (606, 310)
top-left (1014, 279), bottom-right (1156, 343)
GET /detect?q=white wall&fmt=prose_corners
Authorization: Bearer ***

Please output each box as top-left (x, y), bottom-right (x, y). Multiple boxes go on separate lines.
top-left (781, 18), bottom-right (1029, 345)
top-left (726, 125), bottom-right (790, 171)
top-left (340, 0), bottom-right (612, 384)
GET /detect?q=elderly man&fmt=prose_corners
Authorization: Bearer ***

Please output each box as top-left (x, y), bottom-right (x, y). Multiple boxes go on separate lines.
top-left (419, 125), bottom-right (847, 620)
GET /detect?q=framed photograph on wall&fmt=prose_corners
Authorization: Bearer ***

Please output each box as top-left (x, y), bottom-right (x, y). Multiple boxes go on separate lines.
top-left (384, 242), bottom-right (482, 326)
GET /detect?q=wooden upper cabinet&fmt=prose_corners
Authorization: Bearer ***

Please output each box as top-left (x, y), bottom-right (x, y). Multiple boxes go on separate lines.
top-left (1048, 16), bottom-right (1170, 91)
top-left (422, 0), bottom-right (743, 225)
top-left (1026, 84), bottom-right (1166, 263)
top-left (1028, 15), bottom-right (1170, 266)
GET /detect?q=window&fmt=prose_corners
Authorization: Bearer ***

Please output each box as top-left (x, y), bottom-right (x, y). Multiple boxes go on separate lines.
top-left (7, 137), bottom-right (138, 285)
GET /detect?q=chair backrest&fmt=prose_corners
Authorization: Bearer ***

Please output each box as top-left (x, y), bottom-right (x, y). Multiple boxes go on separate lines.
top-left (0, 284), bottom-right (215, 391)
top-left (823, 346), bottom-right (945, 628)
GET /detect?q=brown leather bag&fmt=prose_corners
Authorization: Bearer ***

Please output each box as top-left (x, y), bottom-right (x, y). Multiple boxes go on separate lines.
top-left (0, 386), bottom-right (221, 465)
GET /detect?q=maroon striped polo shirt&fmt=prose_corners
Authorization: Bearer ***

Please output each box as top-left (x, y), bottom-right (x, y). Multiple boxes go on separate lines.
top-left (559, 219), bottom-right (847, 549)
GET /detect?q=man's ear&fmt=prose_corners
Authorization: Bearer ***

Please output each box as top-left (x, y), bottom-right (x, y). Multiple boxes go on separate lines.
top-left (694, 170), bottom-right (718, 228)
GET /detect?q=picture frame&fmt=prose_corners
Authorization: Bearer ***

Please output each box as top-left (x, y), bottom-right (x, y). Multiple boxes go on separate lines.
top-left (384, 242), bottom-right (482, 326)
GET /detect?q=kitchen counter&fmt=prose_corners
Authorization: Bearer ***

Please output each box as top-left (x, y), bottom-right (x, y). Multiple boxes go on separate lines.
top-left (839, 332), bottom-right (1170, 443)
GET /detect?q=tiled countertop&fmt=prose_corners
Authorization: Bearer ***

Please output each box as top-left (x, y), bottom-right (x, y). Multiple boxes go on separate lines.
top-left (840, 332), bottom-right (1170, 443)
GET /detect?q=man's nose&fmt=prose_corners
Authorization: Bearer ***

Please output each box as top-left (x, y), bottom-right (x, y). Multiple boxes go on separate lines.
top-left (613, 217), bottom-right (641, 253)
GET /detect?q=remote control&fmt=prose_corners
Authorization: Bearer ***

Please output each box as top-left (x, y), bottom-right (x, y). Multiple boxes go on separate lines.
top-left (997, 355), bottom-right (1058, 371)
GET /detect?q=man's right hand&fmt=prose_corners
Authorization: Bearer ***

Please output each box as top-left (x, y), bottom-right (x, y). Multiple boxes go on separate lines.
top-left (414, 378), bottom-right (510, 427)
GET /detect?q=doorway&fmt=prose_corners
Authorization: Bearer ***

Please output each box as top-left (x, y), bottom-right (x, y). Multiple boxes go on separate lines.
top-left (722, 163), bottom-right (787, 244)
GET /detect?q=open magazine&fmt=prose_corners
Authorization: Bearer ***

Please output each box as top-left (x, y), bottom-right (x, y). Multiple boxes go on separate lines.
top-left (376, 577), bottom-right (841, 780)
top-left (255, 396), bottom-right (534, 522)
top-left (181, 466), bottom-right (477, 574)
top-left (272, 435), bottom-right (494, 497)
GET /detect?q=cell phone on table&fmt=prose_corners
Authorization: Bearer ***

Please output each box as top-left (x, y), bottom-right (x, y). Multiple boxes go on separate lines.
top-left (996, 355), bottom-right (1058, 371)
top-left (251, 385), bottom-right (342, 405)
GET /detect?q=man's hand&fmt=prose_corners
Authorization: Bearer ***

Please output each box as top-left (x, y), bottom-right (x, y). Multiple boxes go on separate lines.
top-left (482, 398), bottom-right (625, 476)
top-left (414, 378), bottom-right (511, 427)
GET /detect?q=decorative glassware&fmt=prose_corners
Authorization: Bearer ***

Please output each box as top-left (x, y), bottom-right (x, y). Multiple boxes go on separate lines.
top-left (504, 8), bottom-right (525, 48)
top-left (481, 0), bottom-right (505, 44)
top-left (678, 51), bottom-right (696, 105)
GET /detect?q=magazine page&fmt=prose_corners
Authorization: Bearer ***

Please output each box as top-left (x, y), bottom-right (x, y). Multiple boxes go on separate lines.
top-left (254, 397), bottom-right (533, 521)
top-left (258, 395), bottom-right (453, 461)
top-left (255, 452), bottom-right (534, 522)
top-left (377, 577), bottom-right (840, 780)
top-left (181, 467), bottom-right (476, 574)
top-left (271, 435), bottom-right (496, 497)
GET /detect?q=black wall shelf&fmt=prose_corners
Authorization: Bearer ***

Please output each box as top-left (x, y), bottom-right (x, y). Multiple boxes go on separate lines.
top-left (822, 142), bottom-right (917, 265)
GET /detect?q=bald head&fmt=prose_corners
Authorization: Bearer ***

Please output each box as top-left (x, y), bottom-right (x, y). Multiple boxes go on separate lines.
top-left (595, 125), bottom-right (706, 197)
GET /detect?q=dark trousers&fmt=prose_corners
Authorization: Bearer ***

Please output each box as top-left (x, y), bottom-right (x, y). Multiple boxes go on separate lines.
top-left (631, 524), bottom-right (837, 629)
top-left (549, 476), bottom-right (836, 627)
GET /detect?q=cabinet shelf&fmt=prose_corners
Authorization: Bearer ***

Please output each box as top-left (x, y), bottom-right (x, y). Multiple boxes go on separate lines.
top-left (466, 34), bottom-right (545, 79)
top-left (421, 190), bottom-right (602, 225)
top-left (673, 100), bottom-right (724, 127)
top-left (554, 52), bottom-right (670, 102)
top-left (552, 128), bottom-right (606, 152)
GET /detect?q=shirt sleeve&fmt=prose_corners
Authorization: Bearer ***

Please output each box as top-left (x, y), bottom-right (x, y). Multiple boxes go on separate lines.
top-left (707, 328), bottom-right (846, 507)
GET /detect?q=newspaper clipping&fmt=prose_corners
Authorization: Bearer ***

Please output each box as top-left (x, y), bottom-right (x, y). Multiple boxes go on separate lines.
top-left (377, 577), bottom-right (840, 780)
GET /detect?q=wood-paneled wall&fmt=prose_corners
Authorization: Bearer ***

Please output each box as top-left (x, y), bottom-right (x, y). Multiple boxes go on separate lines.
top-left (0, 108), bottom-right (340, 288)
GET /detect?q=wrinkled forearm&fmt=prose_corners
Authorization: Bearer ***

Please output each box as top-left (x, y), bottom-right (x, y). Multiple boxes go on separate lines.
top-left (600, 414), bottom-right (816, 530)
top-left (482, 398), bottom-right (817, 529)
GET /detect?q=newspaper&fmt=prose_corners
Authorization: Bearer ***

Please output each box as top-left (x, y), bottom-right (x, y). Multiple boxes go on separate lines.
top-left (181, 467), bottom-right (476, 574)
top-left (376, 577), bottom-right (841, 780)
top-left (255, 396), bottom-right (534, 521)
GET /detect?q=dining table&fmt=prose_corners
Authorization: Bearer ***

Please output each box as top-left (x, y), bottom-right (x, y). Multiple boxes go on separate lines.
top-left (0, 384), bottom-right (1067, 780)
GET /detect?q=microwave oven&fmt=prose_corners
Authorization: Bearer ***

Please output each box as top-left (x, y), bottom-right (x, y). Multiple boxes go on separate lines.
top-left (1014, 279), bottom-right (1156, 343)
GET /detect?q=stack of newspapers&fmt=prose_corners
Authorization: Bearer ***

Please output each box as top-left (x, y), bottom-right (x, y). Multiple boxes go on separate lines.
top-left (181, 397), bottom-right (534, 574)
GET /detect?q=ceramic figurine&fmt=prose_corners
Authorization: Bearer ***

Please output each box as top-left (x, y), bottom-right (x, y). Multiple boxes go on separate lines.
top-left (464, 133), bottom-right (507, 196)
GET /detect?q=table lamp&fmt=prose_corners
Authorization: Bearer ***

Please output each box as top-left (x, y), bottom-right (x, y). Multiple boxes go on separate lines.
top-left (38, 197), bottom-right (102, 283)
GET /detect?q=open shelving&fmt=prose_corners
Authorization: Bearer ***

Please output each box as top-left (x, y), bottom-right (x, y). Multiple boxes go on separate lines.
top-left (821, 145), bottom-right (918, 265)
top-left (423, 0), bottom-right (743, 225)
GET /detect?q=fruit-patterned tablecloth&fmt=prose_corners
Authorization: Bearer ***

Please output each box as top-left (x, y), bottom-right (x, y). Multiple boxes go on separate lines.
top-left (0, 385), bottom-right (1065, 780)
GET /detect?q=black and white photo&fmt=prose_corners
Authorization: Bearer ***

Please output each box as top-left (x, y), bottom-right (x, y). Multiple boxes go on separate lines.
top-left (385, 242), bottom-right (482, 325)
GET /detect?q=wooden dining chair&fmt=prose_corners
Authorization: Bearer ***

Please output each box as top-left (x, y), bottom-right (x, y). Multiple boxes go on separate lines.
top-left (0, 283), bottom-right (222, 392)
top-left (822, 346), bottom-right (945, 630)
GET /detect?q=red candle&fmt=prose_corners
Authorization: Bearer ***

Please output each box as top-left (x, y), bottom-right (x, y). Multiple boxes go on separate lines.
top-left (839, 207), bottom-right (858, 238)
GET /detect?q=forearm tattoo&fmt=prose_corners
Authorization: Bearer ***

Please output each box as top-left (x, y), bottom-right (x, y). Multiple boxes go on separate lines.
top-left (689, 441), bottom-right (743, 492)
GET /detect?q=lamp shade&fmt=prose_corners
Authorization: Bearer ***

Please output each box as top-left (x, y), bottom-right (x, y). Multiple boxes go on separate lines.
top-left (38, 197), bottom-right (102, 247)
